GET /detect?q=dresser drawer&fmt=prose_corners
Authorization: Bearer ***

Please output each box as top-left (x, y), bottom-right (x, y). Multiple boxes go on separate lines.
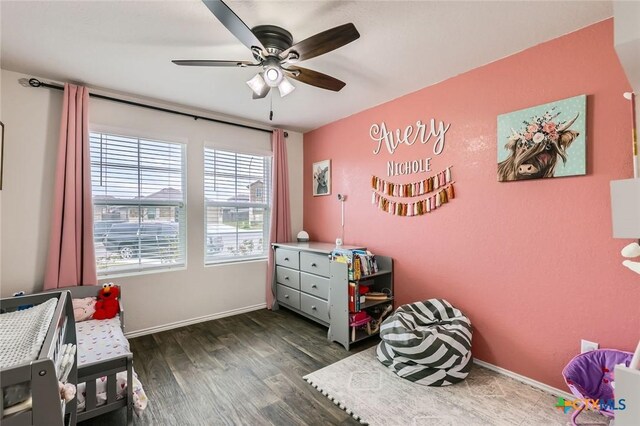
top-left (275, 248), bottom-right (300, 269)
top-left (300, 272), bottom-right (330, 300)
top-left (276, 266), bottom-right (300, 290)
top-left (300, 293), bottom-right (329, 323)
top-left (277, 284), bottom-right (300, 310)
top-left (300, 251), bottom-right (330, 277)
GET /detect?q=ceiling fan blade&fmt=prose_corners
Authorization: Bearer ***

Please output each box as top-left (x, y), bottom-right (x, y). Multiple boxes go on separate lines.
top-left (172, 60), bottom-right (257, 67)
top-left (201, 0), bottom-right (266, 54)
top-left (280, 23), bottom-right (359, 62)
top-left (284, 66), bottom-right (346, 92)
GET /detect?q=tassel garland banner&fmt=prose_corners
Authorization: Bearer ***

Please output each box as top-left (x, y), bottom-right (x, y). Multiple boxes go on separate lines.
top-left (371, 183), bottom-right (456, 216)
top-left (371, 166), bottom-right (452, 197)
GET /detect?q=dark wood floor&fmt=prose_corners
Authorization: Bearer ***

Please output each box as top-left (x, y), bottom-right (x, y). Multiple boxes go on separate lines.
top-left (80, 307), bottom-right (378, 426)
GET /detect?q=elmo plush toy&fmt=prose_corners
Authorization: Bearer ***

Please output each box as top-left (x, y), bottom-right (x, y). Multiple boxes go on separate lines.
top-left (93, 283), bottom-right (120, 320)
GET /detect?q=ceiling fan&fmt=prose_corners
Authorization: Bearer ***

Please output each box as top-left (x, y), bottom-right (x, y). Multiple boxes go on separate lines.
top-left (172, 0), bottom-right (360, 99)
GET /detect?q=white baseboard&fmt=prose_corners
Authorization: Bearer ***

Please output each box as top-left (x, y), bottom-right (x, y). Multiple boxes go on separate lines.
top-left (124, 303), bottom-right (267, 339)
top-left (473, 358), bottom-right (574, 400)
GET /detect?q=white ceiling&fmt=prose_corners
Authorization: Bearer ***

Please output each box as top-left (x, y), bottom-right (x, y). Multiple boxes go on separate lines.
top-left (1, 1), bottom-right (612, 132)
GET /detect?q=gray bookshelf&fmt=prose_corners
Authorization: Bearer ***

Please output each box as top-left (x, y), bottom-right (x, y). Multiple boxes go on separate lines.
top-left (328, 255), bottom-right (394, 350)
top-left (272, 242), bottom-right (393, 350)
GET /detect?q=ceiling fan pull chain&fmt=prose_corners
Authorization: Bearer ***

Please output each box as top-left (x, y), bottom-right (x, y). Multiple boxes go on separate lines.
top-left (269, 92), bottom-right (274, 121)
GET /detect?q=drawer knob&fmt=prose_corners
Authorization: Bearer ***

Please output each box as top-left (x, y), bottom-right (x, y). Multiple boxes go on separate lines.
top-left (311, 263), bottom-right (317, 267)
top-left (311, 305), bottom-right (317, 310)
top-left (284, 276), bottom-right (289, 280)
top-left (284, 295), bottom-right (289, 299)
top-left (284, 257), bottom-right (289, 261)
top-left (311, 284), bottom-right (318, 289)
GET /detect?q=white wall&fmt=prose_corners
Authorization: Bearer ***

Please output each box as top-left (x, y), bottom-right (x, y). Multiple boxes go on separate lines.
top-left (0, 69), bottom-right (304, 335)
top-left (614, 1), bottom-right (640, 92)
top-left (614, 2), bottom-right (640, 176)
top-left (287, 130), bottom-right (304, 238)
top-left (0, 3), bottom-right (4, 287)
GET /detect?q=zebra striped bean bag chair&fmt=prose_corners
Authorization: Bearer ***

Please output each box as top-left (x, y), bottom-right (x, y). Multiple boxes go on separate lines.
top-left (376, 299), bottom-right (472, 386)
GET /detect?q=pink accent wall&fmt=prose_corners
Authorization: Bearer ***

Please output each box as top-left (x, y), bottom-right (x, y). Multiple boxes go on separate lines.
top-left (303, 19), bottom-right (639, 390)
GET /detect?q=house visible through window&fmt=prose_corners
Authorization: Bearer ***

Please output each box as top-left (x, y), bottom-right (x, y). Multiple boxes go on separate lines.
top-left (204, 148), bottom-right (271, 263)
top-left (90, 132), bottom-right (186, 276)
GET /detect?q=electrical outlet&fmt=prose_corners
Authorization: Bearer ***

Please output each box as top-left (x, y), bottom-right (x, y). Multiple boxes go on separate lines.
top-left (581, 339), bottom-right (599, 353)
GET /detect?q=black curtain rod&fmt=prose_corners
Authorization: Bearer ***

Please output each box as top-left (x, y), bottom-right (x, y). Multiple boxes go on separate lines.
top-left (25, 78), bottom-right (286, 137)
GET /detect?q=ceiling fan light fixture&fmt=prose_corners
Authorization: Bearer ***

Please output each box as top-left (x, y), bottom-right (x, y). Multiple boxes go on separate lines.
top-left (278, 77), bottom-right (296, 97)
top-left (263, 65), bottom-right (283, 87)
top-left (175, 2), bottom-right (359, 98)
top-left (246, 73), bottom-right (269, 97)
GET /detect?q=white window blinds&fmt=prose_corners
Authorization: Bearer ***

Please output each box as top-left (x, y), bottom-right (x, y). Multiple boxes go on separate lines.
top-left (90, 132), bottom-right (186, 276)
top-left (204, 148), bottom-right (271, 263)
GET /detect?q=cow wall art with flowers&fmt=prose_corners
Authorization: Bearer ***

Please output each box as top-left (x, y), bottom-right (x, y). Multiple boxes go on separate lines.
top-left (497, 95), bottom-right (586, 182)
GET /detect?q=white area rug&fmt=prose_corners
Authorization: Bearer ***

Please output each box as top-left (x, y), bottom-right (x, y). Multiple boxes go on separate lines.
top-left (304, 347), bottom-right (610, 426)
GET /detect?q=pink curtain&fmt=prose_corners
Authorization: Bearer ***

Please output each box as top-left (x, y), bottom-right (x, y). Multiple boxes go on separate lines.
top-left (44, 84), bottom-right (97, 290)
top-left (266, 129), bottom-right (291, 308)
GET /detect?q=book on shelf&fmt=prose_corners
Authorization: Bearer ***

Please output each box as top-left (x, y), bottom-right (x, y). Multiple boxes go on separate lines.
top-left (348, 283), bottom-right (370, 312)
top-left (332, 249), bottom-right (358, 280)
top-left (331, 248), bottom-right (379, 281)
top-left (348, 282), bottom-right (359, 312)
top-left (353, 249), bottom-right (379, 278)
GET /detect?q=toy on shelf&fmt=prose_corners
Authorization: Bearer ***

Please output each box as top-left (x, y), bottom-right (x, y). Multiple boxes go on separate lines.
top-left (364, 288), bottom-right (391, 301)
top-left (349, 312), bottom-right (373, 342)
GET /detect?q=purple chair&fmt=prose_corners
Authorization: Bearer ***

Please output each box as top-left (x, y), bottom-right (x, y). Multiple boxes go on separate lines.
top-left (562, 349), bottom-right (633, 425)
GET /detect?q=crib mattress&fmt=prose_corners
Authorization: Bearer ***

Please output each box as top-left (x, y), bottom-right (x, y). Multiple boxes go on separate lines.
top-left (76, 316), bottom-right (148, 416)
top-left (76, 316), bottom-right (130, 366)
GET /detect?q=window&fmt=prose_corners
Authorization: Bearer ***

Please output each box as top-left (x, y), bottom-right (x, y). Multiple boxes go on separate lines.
top-left (90, 132), bottom-right (186, 276)
top-left (204, 148), bottom-right (271, 263)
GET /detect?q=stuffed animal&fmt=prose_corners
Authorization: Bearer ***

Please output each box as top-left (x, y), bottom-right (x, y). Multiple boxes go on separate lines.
top-left (58, 382), bottom-right (76, 402)
top-left (72, 297), bottom-right (96, 322)
top-left (93, 283), bottom-right (120, 320)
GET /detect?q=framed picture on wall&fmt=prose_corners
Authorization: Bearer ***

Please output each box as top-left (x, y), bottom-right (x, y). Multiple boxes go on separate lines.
top-left (312, 159), bottom-right (331, 196)
top-left (497, 94), bottom-right (587, 182)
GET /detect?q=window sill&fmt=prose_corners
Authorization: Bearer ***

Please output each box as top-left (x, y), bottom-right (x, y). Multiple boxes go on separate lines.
top-left (204, 256), bottom-right (267, 267)
top-left (98, 264), bottom-right (187, 280)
